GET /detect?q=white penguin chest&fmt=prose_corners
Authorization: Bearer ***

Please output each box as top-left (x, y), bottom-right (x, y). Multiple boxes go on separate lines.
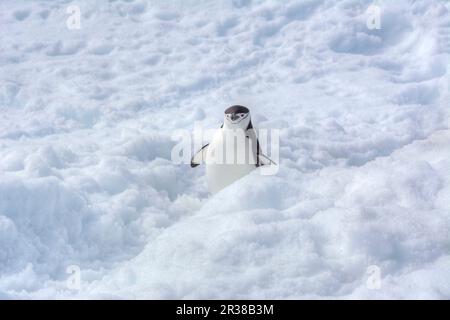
top-left (205, 129), bottom-right (257, 194)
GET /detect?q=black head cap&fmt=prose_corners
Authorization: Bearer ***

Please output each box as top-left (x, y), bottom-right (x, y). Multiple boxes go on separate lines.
top-left (224, 105), bottom-right (249, 114)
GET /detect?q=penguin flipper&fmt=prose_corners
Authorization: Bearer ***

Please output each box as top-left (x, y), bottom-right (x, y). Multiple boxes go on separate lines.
top-left (190, 144), bottom-right (209, 168)
top-left (257, 153), bottom-right (277, 167)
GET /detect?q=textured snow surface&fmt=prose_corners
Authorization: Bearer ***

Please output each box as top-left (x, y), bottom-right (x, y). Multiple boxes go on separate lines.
top-left (0, 0), bottom-right (449, 299)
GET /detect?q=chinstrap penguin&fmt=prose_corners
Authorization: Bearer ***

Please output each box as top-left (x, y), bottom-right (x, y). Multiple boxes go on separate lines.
top-left (191, 105), bottom-right (275, 193)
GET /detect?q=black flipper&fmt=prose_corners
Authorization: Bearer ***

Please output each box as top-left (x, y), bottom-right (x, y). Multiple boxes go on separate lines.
top-left (245, 120), bottom-right (276, 167)
top-left (190, 143), bottom-right (209, 168)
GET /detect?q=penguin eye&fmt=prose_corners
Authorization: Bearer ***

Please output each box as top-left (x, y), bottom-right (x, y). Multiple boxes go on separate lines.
top-left (239, 113), bottom-right (245, 117)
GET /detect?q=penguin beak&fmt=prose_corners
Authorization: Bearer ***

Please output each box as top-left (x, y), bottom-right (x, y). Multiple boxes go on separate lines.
top-left (230, 114), bottom-right (239, 121)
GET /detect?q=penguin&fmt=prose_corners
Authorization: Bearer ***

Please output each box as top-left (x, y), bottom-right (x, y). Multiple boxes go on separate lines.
top-left (191, 105), bottom-right (275, 194)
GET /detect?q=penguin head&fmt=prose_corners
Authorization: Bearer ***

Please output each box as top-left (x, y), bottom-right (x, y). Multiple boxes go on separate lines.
top-left (224, 105), bottom-right (251, 129)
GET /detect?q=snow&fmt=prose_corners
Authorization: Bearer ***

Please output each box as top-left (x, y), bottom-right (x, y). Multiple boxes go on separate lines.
top-left (0, 0), bottom-right (449, 299)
